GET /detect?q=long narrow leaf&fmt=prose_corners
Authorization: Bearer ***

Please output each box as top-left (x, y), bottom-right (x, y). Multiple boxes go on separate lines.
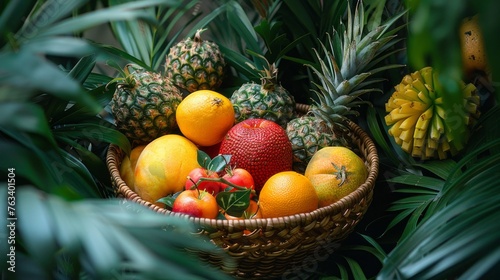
top-left (10, 186), bottom-right (232, 279)
top-left (35, 0), bottom-right (179, 38)
top-left (0, 52), bottom-right (101, 113)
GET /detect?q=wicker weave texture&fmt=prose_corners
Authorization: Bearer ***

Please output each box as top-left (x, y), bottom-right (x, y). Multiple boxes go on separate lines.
top-left (106, 120), bottom-right (379, 279)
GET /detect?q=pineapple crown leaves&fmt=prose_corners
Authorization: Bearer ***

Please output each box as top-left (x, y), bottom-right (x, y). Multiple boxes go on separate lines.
top-left (331, 0), bottom-right (406, 78)
top-left (106, 63), bottom-right (147, 91)
top-left (245, 52), bottom-right (280, 91)
top-left (304, 0), bottom-right (405, 126)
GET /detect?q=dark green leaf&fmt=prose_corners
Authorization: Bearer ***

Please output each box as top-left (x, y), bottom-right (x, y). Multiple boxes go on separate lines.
top-left (156, 196), bottom-right (175, 209)
top-left (21, 37), bottom-right (96, 57)
top-left (35, 0), bottom-right (175, 38)
top-left (197, 149), bottom-right (212, 169)
top-left (0, 137), bottom-right (59, 190)
top-left (343, 257), bottom-right (367, 280)
top-left (0, 102), bottom-right (58, 147)
top-left (207, 154), bottom-right (231, 173)
top-left (0, 52), bottom-right (101, 114)
top-left (387, 175), bottom-right (444, 191)
top-left (216, 189), bottom-right (251, 217)
top-left (52, 121), bottom-right (131, 155)
top-left (55, 136), bottom-right (109, 186)
top-left (67, 54), bottom-right (96, 83)
top-left (12, 186), bottom-right (232, 279)
top-left (98, 44), bottom-right (152, 71)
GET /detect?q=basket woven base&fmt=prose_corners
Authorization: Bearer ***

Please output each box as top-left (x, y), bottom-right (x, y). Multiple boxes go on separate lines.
top-left (106, 120), bottom-right (379, 279)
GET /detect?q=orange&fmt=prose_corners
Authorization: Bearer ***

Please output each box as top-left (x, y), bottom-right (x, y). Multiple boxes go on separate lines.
top-left (459, 14), bottom-right (488, 79)
top-left (304, 146), bottom-right (367, 207)
top-left (119, 145), bottom-right (146, 192)
top-left (258, 171), bottom-right (318, 218)
top-left (176, 90), bottom-right (235, 146)
top-left (134, 134), bottom-right (201, 207)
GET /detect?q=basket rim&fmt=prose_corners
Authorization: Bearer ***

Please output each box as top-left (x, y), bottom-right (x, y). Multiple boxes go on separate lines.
top-left (106, 120), bottom-right (379, 229)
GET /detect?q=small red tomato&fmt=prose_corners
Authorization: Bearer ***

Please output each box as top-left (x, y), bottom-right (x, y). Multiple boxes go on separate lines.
top-left (221, 168), bottom-right (255, 194)
top-left (185, 167), bottom-right (222, 195)
top-left (172, 189), bottom-right (219, 219)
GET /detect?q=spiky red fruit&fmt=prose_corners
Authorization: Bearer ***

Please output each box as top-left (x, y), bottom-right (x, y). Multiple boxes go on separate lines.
top-left (219, 118), bottom-right (293, 193)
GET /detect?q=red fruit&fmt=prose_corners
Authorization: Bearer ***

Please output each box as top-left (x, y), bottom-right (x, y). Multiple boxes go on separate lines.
top-left (219, 118), bottom-right (293, 192)
top-left (221, 168), bottom-right (255, 194)
top-left (172, 189), bottom-right (219, 219)
top-left (185, 167), bottom-right (222, 195)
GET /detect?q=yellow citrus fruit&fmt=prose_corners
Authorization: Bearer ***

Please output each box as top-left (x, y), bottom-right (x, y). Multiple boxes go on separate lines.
top-left (459, 14), bottom-right (488, 78)
top-left (259, 171), bottom-right (318, 218)
top-left (176, 90), bottom-right (235, 146)
top-left (134, 134), bottom-right (201, 207)
top-left (305, 146), bottom-right (367, 207)
top-left (119, 145), bottom-right (146, 192)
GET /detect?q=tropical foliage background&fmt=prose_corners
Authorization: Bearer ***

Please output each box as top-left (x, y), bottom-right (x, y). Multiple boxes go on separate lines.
top-left (0, 0), bottom-right (499, 279)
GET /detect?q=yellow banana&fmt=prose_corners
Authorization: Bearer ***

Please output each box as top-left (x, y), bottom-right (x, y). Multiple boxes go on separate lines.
top-left (419, 67), bottom-right (433, 84)
top-left (412, 146), bottom-right (423, 158)
top-left (430, 116), bottom-right (444, 140)
top-left (393, 135), bottom-right (403, 145)
top-left (398, 101), bottom-right (428, 114)
top-left (399, 129), bottom-right (414, 142)
top-left (425, 145), bottom-right (436, 159)
top-left (413, 137), bottom-right (425, 148)
top-left (390, 110), bottom-right (414, 122)
top-left (401, 140), bottom-right (412, 153)
top-left (399, 114), bottom-right (420, 130)
top-left (415, 107), bottom-right (433, 130)
top-left (417, 90), bottom-right (432, 104)
top-left (427, 138), bottom-right (438, 150)
top-left (410, 69), bottom-right (424, 81)
top-left (390, 98), bottom-right (411, 107)
top-left (403, 88), bottom-right (421, 101)
top-left (402, 74), bottom-right (413, 86)
top-left (413, 128), bottom-right (427, 139)
top-left (388, 119), bottom-right (403, 137)
top-left (384, 113), bottom-right (395, 125)
top-left (435, 105), bottom-right (446, 119)
top-left (412, 79), bottom-right (428, 96)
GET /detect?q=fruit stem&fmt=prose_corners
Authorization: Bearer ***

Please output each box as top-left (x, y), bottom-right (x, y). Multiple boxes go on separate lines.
top-left (194, 28), bottom-right (206, 43)
top-left (197, 177), bottom-right (256, 195)
top-left (330, 162), bottom-right (350, 187)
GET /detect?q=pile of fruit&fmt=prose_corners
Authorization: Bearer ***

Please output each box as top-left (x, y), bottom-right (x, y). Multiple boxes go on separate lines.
top-left (118, 89), bottom-right (368, 220)
top-left (112, 4), bottom-right (382, 221)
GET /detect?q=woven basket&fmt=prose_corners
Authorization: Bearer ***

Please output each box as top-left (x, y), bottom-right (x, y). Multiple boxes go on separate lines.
top-left (106, 107), bottom-right (379, 279)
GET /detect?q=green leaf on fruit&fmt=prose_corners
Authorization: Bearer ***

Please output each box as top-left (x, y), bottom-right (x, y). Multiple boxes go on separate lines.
top-left (197, 149), bottom-right (212, 168)
top-left (157, 191), bottom-right (182, 210)
top-left (207, 154), bottom-right (231, 173)
top-left (197, 150), bottom-right (231, 172)
top-left (216, 189), bottom-right (251, 217)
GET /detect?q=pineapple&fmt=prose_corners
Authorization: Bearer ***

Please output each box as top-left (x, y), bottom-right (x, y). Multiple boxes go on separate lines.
top-left (110, 64), bottom-right (182, 144)
top-left (286, 2), bottom-right (401, 172)
top-left (165, 29), bottom-right (226, 93)
top-left (385, 67), bottom-right (481, 159)
top-left (231, 62), bottom-right (297, 128)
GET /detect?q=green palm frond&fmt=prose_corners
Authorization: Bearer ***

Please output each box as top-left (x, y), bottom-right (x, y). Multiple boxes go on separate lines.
top-left (107, 0), bottom-right (227, 71)
top-left (0, 186), bottom-right (232, 280)
top-left (0, 0), bottom-right (180, 198)
top-left (375, 105), bottom-right (500, 279)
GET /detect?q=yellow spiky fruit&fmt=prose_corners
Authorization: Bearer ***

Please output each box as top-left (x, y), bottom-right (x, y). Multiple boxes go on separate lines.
top-left (385, 67), bottom-right (480, 160)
